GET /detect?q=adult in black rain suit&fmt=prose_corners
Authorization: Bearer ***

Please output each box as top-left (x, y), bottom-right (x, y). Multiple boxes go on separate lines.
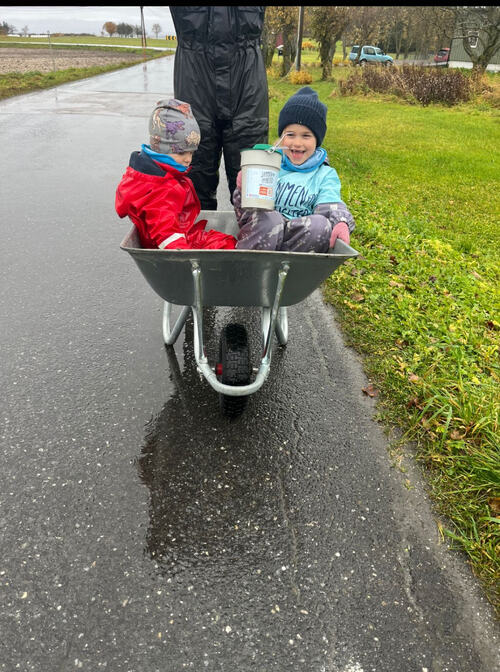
top-left (169, 6), bottom-right (269, 210)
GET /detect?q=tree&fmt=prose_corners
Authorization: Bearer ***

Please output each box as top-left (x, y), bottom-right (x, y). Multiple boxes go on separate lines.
top-left (21, 25), bottom-right (29, 37)
top-left (260, 15), bottom-right (276, 69)
top-left (0, 21), bottom-right (16, 35)
top-left (441, 6), bottom-right (500, 73)
top-left (116, 22), bottom-right (133, 38)
top-left (103, 21), bottom-right (117, 38)
top-left (133, 24), bottom-right (142, 39)
top-left (265, 6), bottom-right (298, 76)
top-left (152, 23), bottom-right (161, 39)
top-left (310, 6), bottom-right (349, 79)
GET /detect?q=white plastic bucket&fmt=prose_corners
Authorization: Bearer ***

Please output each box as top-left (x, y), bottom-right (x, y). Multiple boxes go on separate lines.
top-left (240, 147), bottom-right (282, 210)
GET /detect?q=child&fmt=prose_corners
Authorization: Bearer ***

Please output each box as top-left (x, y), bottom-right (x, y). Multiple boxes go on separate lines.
top-left (115, 98), bottom-right (236, 250)
top-left (233, 87), bottom-right (355, 252)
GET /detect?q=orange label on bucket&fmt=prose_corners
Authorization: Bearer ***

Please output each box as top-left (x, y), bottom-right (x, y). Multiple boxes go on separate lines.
top-left (259, 186), bottom-right (271, 196)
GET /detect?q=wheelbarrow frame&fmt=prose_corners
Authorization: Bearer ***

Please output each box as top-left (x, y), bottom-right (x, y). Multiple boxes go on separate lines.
top-left (120, 211), bottom-right (358, 399)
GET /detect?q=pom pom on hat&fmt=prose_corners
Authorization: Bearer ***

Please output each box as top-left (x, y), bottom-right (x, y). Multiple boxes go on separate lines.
top-left (149, 98), bottom-right (201, 154)
top-left (278, 86), bottom-right (327, 147)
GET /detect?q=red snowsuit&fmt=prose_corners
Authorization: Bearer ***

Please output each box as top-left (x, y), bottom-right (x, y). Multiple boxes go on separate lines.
top-left (115, 150), bottom-right (236, 250)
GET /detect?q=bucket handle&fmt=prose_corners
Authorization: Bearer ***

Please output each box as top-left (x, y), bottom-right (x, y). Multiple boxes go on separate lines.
top-left (267, 132), bottom-right (291, 153)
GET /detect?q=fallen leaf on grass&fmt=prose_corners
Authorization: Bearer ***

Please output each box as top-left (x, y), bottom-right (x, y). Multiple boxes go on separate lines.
top-left (450, 430), bottom-right (465, 440)
top-left (471, 271), bottom-right (482, 280)
top-left (408, 374), bottom-right (420, 383)
top-left (486, 320), bottom-right (499, 331)
top-left (389, 280), bottom-right (404, 288)
top-left (488, 497), bottom-right (500, 516)
top-left (390, 255), bottom-right (399, 266)
top-left (362, 384), bottom-right (379, 397)
top-left (351, 292), bottom-right (365, 302)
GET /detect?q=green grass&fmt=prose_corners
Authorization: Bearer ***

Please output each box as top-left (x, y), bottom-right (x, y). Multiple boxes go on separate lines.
top-left (268, 68), bottom-right (499, 612)
top-left (0, 35), bottom-right (176, 49)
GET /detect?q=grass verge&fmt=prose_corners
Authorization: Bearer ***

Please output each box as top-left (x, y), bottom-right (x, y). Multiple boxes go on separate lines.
top-left (0, 35), bottom-right (176, 49)
top-left (268, 67), bottom-right (499, 613)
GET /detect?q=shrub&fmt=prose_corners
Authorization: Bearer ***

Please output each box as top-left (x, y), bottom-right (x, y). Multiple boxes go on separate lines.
top-left (266, 65), bottom-right (281, 80)
top-left (338, 69), bottom-right (368, 95)
top-left (340, 65), bottom-right (472, 106)
top-left (302, 41), bottom-right (316, 51)
top-left (289, 69), bottom-right (313, 85)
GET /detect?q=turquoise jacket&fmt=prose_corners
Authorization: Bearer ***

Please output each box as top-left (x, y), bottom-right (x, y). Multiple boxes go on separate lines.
top-left (275, 148), bottom-right (348, 220)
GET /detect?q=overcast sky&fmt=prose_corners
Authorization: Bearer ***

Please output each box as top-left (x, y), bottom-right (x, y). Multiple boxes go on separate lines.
top-left (0, 6), bottom-right (176, 36)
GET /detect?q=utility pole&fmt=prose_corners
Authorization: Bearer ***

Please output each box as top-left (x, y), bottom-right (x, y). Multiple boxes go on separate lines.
top-left (140, 5), bottom-right (147, 59)
top-left (47, 29), bottom-right (56, 72)
top-left (295, 6), bottom-right (304, 71)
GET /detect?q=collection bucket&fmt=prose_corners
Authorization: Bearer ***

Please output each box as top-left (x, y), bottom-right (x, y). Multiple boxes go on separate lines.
top-left (240, 145), bottom-right (282, 210)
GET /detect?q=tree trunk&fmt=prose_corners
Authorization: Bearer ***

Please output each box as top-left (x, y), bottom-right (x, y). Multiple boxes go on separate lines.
top-left (319, 38), bottom-right (333, 80)
top-left (395, 29), bottom-right (402, 60)
top-left (280, 27), bottom-right (296, 76)
top-left (280, 32), bottom-right (292, 76)
top-left (260, 21), bottom-right (275, 68)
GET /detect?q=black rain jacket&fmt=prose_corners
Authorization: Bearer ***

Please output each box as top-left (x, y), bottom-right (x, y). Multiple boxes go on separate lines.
top-left (170, 6), bottom-right (268, 134)
top-left (169, 6), bottom-right (269, 208)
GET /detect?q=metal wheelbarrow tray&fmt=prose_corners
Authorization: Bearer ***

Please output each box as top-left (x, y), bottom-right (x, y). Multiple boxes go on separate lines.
top-left (120, 211), bottom-right (358, 416)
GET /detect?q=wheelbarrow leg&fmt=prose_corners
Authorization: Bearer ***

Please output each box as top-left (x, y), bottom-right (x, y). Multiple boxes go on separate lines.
top-left (262, 306), bottom-right (288, 347)
top-left (262, 264), bottom-right (289, 359)
top-left (163, 301), bottom-right (191, 346)
top-left (275, 307), bottom-right (288, 345)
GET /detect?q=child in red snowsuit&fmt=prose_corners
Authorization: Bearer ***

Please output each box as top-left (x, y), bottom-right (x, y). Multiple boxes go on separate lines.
top-left (115, 98), bottom-right (236, 250)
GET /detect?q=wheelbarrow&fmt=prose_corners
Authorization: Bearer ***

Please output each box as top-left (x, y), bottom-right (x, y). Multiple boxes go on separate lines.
top-left (120, 211), bottom-right (358, 417)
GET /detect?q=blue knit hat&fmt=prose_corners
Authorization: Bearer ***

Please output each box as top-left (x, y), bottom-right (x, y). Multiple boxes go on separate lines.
top-left (278, 87), bottom-right (327, 147)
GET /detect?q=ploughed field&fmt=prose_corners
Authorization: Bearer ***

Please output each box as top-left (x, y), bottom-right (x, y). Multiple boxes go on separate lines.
top-left (0, 47), bottom-right (143, 74)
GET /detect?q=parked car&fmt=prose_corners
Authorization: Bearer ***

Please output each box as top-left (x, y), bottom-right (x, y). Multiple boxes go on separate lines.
top-left (276, 44), bottom-right (283, 56)
top-left (433, 47), bottom-right (450, 64)
top-left (349, 45), bottom-right (394, 66)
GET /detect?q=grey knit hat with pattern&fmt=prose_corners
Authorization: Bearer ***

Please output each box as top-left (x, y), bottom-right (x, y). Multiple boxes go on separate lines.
top-left (149, 98), bottom-right (201, 154)
top-left (278, 87), bottom-right (327, 147)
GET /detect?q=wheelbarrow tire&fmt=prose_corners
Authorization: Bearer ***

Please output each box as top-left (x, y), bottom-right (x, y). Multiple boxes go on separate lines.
top-left (218, 323), bottom-right (251, 418)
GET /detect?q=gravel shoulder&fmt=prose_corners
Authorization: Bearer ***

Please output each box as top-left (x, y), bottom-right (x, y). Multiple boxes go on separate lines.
top-left (0, 47), bottom-right (146, 74)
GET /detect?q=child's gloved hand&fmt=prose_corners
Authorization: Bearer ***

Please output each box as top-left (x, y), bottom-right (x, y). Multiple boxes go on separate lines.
top-left (236, 170), bottom-right (242, 190)
top-left (329, 222), bottom-right (350, 248)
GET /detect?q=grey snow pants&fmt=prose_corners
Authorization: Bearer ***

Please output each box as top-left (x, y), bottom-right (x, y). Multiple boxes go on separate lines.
top-left (232, 188), bottom-right (355, 253)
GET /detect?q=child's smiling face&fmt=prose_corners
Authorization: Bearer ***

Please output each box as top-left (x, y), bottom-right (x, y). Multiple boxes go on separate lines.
top-left (280, 124), bottom-right (316, 165)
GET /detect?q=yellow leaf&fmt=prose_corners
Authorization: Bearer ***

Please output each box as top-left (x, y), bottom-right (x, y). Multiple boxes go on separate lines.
top-left (489, 497), bottom-right (500, 516)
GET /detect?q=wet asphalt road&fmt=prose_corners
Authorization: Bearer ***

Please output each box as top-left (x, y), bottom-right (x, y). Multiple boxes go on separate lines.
top-left (1, 56), bottom-right (498, 672)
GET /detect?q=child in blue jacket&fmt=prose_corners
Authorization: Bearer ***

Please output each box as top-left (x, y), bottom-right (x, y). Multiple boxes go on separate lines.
top-left (233, 87), bottom-right (355, 252)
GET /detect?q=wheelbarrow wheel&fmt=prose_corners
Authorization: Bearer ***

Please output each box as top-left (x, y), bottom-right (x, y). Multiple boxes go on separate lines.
top-left (218, 323), bottom-right (251, 418)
